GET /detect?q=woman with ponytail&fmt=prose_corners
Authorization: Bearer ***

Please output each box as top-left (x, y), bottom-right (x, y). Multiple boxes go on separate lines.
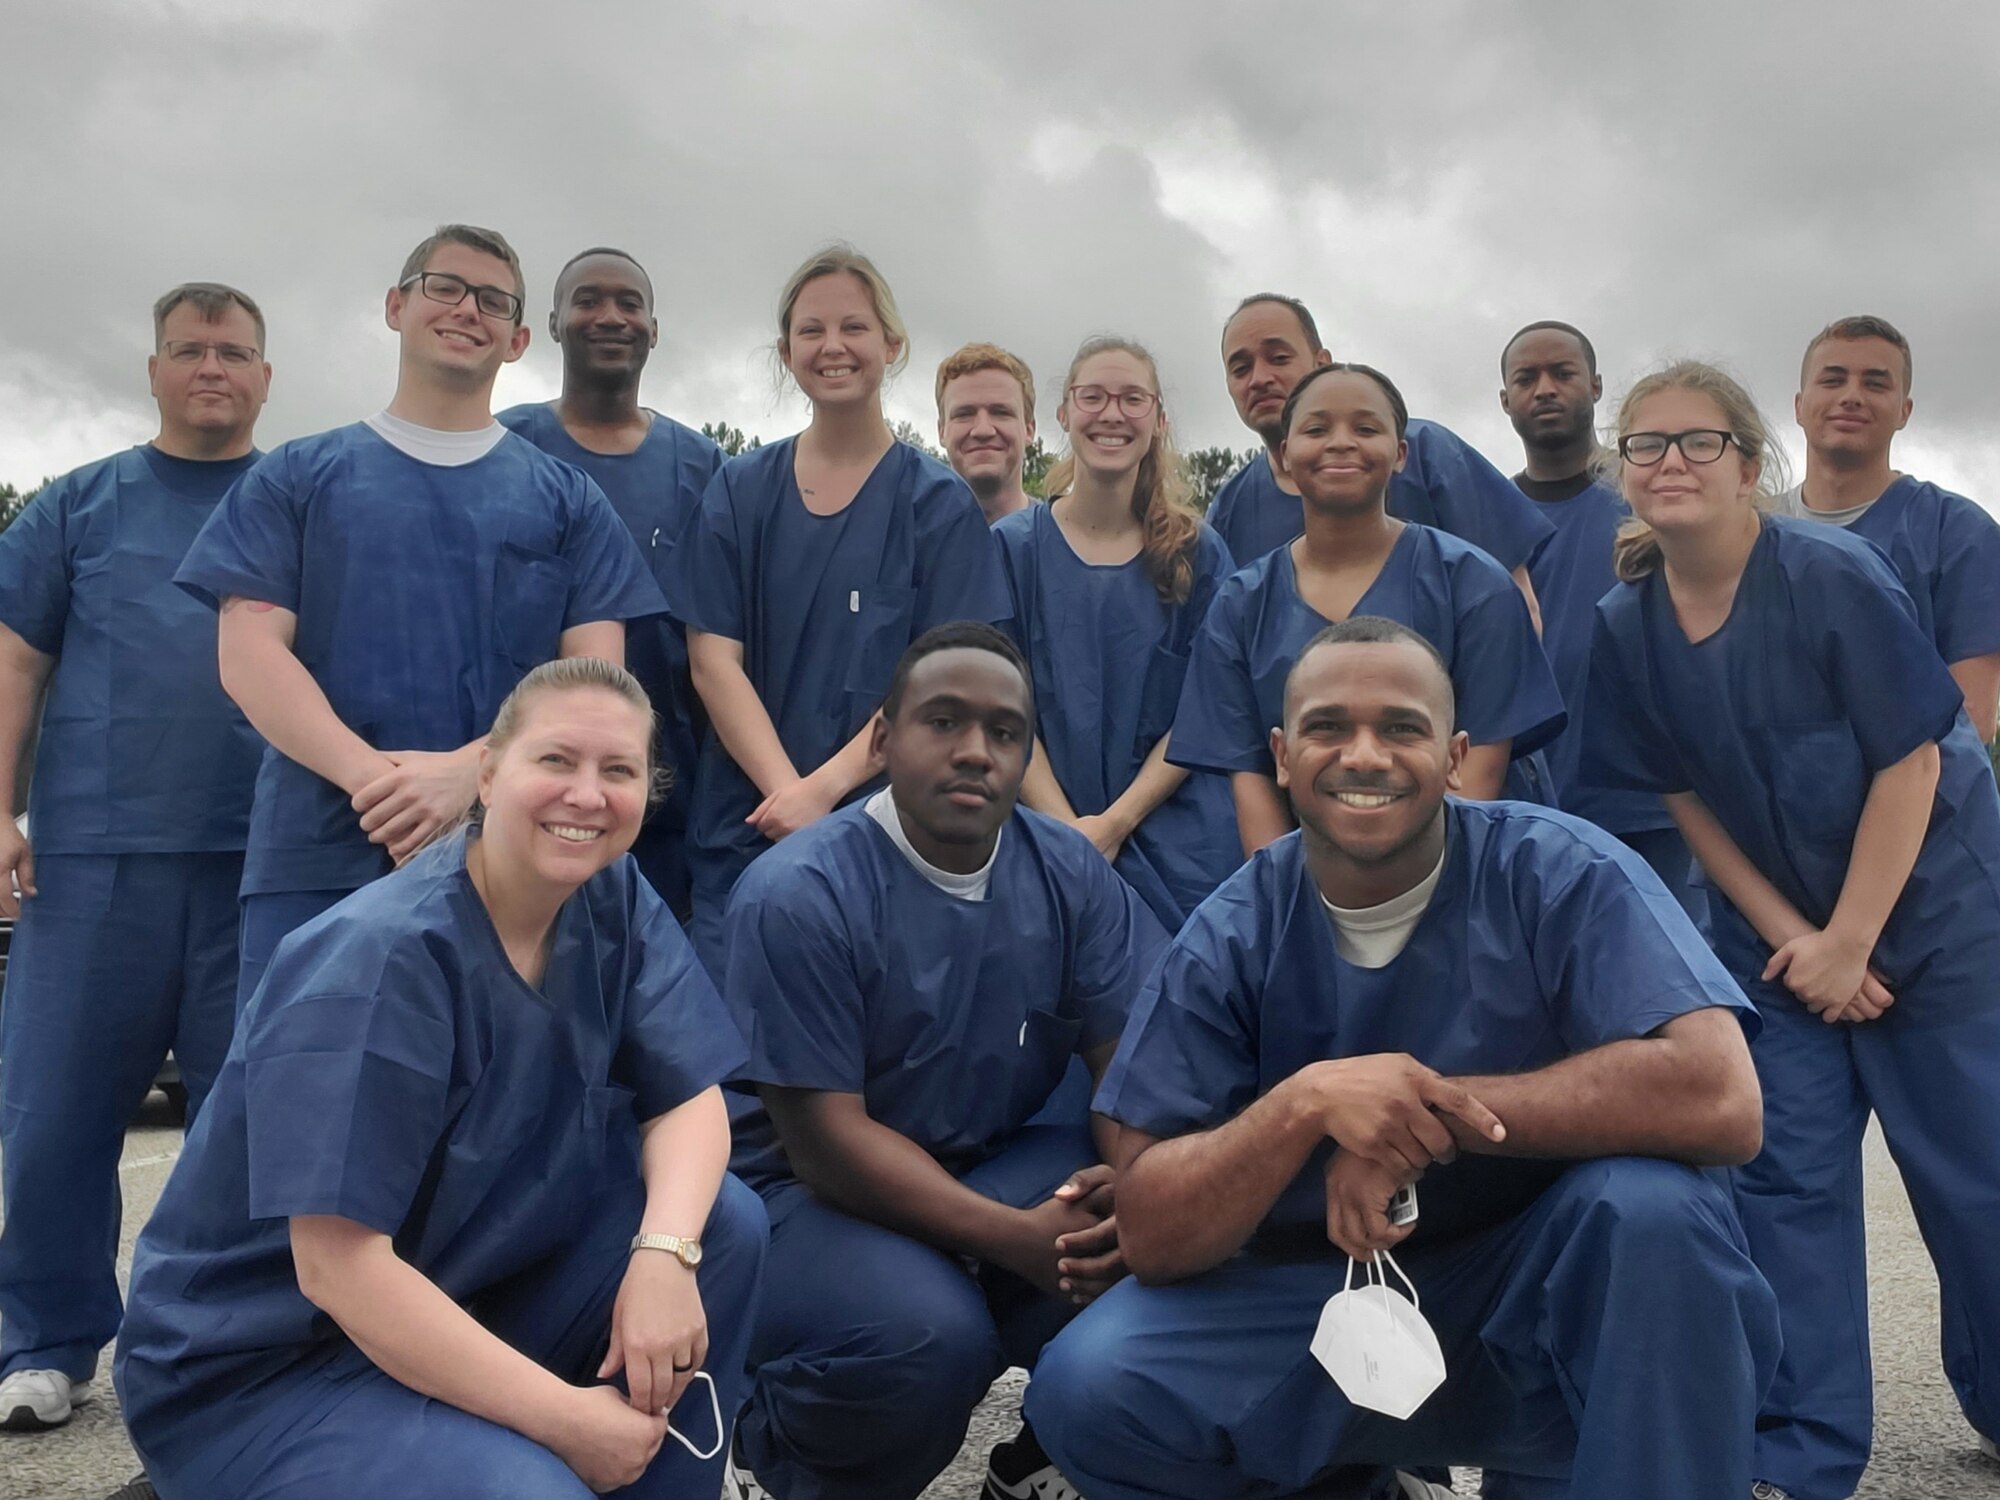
top-left (1584, 361), bottom-right (2000, 1500)
top-left (994, 337), bottom-right (1242, 927)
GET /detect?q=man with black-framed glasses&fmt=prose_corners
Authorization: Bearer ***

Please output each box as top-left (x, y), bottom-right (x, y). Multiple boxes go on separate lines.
top-left (177, 224), bottom-right (664, 1014)
top-left (0, 282), bottom-right (270, 1433)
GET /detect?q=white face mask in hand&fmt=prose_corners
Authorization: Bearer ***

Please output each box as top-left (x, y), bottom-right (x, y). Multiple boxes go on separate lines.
top-left (1310, 1249), bottom-right (1447, 1420)
top-left (666, 1370), bottom-right (725, 1460)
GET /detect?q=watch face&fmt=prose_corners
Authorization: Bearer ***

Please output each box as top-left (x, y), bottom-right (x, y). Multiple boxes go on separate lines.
top-left (680, 1241), bottom-right (704, 1268)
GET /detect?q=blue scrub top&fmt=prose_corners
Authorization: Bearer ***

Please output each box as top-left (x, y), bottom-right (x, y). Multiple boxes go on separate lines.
top-left (1204, 419), bottom-right (1554, 571)
top-left (993, 503), bottom-right (1242, 928)
top-left (1586, 516), bottom-right (2000, 983)
top-left (1839, 476), bottom-right (2000, 666)
top-left (1169, 525), bottom-right (1565, 778)
top-left (1095, 802), bottom-right (1754, 1248)
top-left (0, 446), bottom-right (263, 853)
top-left (115, 827), bottom-right (744, 1432)
top-left (175, 422), bottom-right (666, 896)
top-left (498, 404), bottom-right (724, 871)
top-left (669, 438), bottom-right (1012, 874)
top-left (1517, 473), bottom-right (1673, 834)
top-left (722, 803), bottom-right (1168, 1185)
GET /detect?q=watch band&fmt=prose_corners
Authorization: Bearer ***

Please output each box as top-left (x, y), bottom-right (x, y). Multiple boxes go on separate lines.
top-left (630, 1232), bottom-right (703, 1269)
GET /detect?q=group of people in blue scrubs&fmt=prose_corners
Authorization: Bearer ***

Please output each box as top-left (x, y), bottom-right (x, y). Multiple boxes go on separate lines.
top-left (0, 218), bottom-right (1995, 1500)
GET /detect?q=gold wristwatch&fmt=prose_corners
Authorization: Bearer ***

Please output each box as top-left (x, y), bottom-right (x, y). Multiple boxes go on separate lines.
top-left (629, 1232), bottom-right (703, 1269)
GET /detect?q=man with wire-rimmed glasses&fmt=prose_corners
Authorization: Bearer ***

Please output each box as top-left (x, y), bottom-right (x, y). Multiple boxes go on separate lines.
top-left (175, 223), bottom-right (665, 1014)
top-left (0, 282), bottom-right (271, 1434)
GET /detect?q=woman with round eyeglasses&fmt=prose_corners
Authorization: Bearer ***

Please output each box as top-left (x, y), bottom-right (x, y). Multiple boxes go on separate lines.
top-left (991, 336), bottom-right (1243, 929)
top-left (1584, 361), bottom-right (2000, 1499)
top-left (670, 245), bottom-right (1010, 976)
top-left (1171, 362), bottom-right (1565, 857)
top-left (114, 659), bottom-right (768, 1500)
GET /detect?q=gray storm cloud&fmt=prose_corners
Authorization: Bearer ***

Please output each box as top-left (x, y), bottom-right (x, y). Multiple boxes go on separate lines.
top-left (3, 0), bottom-right (1995, 503)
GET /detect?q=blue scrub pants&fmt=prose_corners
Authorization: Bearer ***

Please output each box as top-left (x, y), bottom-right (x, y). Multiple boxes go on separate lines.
top-left (1026, 1157), bottom-right (1780, 1500)
top-left (737, 1122), bottom-right (1097, 1500)
top-left (0, 851), bottom-right (242, 1382)
top-left (235, 886), bottom-right (350, 1012)
top-left (131, 1172), bottom-right (767, 1500)
top-left (1618, 825), bottom-right (1710, 931)
top-left (1737, 973), bottom-right (2000, 1498)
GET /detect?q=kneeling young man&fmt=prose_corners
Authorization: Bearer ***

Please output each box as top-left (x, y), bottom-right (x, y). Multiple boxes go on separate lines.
top-left (1027, 618), bottom-right (1780, 1500)
top-left (721, 623), bottom-right (1168, 1500)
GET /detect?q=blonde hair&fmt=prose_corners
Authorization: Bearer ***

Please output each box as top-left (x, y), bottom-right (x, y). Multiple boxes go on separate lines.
top-left (484, 657), bottom-right (668, 807)
top-left (1045, 336), bottom-right (1202, 605)
top-left (934, 341), bottom-right (1036, 417)
top-left (1607, 360), bottom-right (1790, 582)
top-left (776, 244), bottom-right (910, 382)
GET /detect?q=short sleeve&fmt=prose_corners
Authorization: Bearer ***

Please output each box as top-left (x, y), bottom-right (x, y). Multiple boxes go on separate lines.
top-left (615, 874), bottom-right (749, 1117)
top-left (1581, 601), bottom-right (1692, 795)
top-left (1930, 495), bottom-right (2000, 663)
top-left (0, 479), bottom-right (74, 654)
top-left (1448, 564), bottom-right (1567, 754)
top-left (1525, 827), bottom-right (1755, 1049)
top-left (174, 450), bottom-right (304, 612)
top-left (1092, 894), bottom-right (1264, 1138)
top-left (1063, 847), bottom-right (1171, 1051)
top-left (241, 948), bottom-right (455, 1233)
top-left (1184, 526), bottom-right (1237, 628)
top-left (1801, 541), bottom-right (1966, 772)
top-left (914, 476), bottom-right (1011, 632)
top-left (669, 463), bottom-right (747, 640)
top-left (722, 864), bottom-right (868, 1093)
top-left (1168, 586), bottom-right (1271, 775)
top-left (1398, 423), bottom-right (1553, 571)
top-left (560, 474), bottom-right (668, 628)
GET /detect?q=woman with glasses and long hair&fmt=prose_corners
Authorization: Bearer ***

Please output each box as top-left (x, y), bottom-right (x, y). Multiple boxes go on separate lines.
top-left (993, 336), bottom-right (1241, 929)
top-left (115, 658), bottom-right (767, 1500)
top-left (1172, 363), bottom-right (1565, 857)
top-left (1584, 360), bottom-right (2000, 1500)
top-left (671, 245), bottom-right (1009, 975)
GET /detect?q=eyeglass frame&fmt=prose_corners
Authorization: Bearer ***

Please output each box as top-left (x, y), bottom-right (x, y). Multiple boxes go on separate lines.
top-left (1618, 429), bottom-right (1739, 466)
top-left (399, 270), bottom-right (523, 323)
top-left (159, 339), bottom-right (263, 367)
top-left (1066, 384), bottom-right (1161, 419)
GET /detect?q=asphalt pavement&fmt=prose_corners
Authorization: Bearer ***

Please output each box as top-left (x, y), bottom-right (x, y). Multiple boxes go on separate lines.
top-left (2, 1106), bottom-right (1995, 1499)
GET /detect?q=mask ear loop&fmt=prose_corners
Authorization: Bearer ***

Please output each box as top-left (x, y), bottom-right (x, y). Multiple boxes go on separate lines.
top-left (1376, 1247), bottom-right (1420, 1311)
top-left (666, 1370), bottom-right (725, 1461)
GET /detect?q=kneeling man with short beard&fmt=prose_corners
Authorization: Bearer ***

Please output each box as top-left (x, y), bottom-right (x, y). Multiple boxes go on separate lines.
top-left (1026, 617), bottom-right (1782, 1500)
top-left (720, 622), bottom-right (1167, 1500)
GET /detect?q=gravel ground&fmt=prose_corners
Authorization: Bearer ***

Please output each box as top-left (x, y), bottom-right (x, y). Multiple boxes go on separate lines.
top-left (3, 1105), bottom-right (1996, 1500)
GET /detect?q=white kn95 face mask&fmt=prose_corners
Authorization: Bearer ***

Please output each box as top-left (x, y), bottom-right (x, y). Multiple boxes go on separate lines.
top-left (1310, 1249), bottom-right (1447, 1420)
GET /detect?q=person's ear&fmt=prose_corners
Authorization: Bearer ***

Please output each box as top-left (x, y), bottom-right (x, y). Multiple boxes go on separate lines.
top-left (1442, 730), bottom-right (1469, 793)
top-left (1271, 725), bottom-right (1291, 789)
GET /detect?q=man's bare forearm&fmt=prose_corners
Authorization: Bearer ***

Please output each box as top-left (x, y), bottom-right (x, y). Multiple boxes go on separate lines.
top-left (1444, 1009), bottom-right (1760, 1167)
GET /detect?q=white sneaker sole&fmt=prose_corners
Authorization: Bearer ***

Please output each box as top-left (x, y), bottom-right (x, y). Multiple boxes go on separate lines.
top-left (0, 1377), bottom-right (90, 1431)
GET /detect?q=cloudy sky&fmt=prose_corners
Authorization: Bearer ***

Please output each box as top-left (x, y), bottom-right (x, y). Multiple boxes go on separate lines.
top-left (5, 0), bottom-right (1996, 507)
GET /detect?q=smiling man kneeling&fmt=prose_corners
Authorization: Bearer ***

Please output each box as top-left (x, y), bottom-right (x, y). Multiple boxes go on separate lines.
top-left (1025, 617), bottom-right (1781, 1500)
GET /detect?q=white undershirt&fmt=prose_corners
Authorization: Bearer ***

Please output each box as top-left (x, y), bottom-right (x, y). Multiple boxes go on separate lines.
top-left (1779, 481), bottom-right (1875, 529)
top-left (1318, 836), bottom-right (1448, 969)
top-left (863, 789), bottom-right (1000, 901)
top-left (365, 409), bottom-right (508, 466)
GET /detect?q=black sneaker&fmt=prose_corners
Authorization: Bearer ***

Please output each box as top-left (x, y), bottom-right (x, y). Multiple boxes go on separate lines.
top-left (103, 1477), bottom-right (158, 1500)
top-left (984, 1423), bottom-right (1080, 1500)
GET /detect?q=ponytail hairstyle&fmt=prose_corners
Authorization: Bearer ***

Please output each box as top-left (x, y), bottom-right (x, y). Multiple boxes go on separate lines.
top-left (415, 657), bottom-right (664, 857)
top-left (1607, 360), bottom-right (1790, 583)
top-left (774, 243), bottom-right (911, 390)
top-left (1044, 335), bottom-right (1203, 605)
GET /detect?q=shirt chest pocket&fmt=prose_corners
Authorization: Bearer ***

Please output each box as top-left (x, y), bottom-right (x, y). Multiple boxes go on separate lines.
top-left (844, 584), bottom-right (917, 702)
top-left (1761, 721), bottom-right (1867, 847)
top-left (493, 543), bottom-right (570, 670)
